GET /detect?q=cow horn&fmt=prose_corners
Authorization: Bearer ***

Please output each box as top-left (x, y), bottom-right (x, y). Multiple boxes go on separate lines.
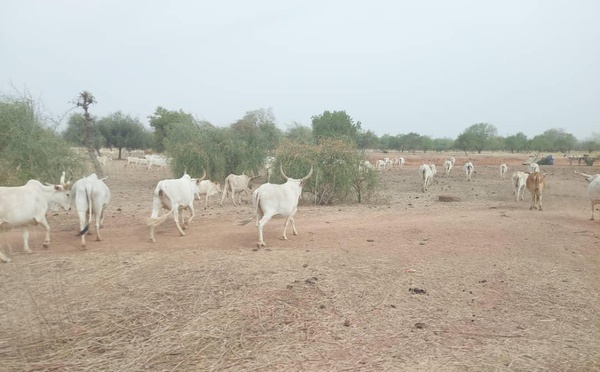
top-left (301, 166), bottom-right (314, 182)
top-left (280, 165), bottom-right (288, 180)
top-left (199, 168), bottom-right (206, 181)
top-left (59, 171), bottom-right (66, 184)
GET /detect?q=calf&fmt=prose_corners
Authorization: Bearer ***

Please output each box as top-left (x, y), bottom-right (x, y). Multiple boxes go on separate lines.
top-left (70, 174), bottom-right (111, 247)
top-left (526, 172), bottom-right (546, 211)
top-left (147, 170), bottom-right (206, 242)
top-left (239, 166), bottom-right (313, 248)
top-left (419, 164), bottom-right (433, 192)
top-left (0, 173), bottom-right (71, 263)
top-left (512, 171), bottom-right (529, 202)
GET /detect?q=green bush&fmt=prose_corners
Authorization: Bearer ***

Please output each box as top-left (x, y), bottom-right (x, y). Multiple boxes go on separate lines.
top-left (273, 138), bottom-right (378, 204)
top-left (0, 97), bottom-right (84, 185)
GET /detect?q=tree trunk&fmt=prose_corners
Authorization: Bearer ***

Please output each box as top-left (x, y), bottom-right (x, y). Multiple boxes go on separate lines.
top-left (118, 147), bottom-right (123, 160)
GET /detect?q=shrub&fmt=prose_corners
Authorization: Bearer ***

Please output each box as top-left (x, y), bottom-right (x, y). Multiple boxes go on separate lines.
top-left (273, 138), bottom-right (378, 204)
top-left (0, 97), bottom-right (84, 185)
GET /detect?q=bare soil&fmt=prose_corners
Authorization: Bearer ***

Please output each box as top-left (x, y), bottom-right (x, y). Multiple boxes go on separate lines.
top-left (1, 153), bottom-right (599, 371)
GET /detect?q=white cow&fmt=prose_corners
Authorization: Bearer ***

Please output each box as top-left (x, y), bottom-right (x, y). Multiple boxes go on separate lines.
top-left (70, 174), bottom-right (111, 247)
top-left (125, 156), bottom-right (141, 168)
top-left (419, 164), bottom-right (433, 192)
top-left (575, 171), bottom-right (600, 221)
top-left (147, 170), bottom-right (206, 243)
top-left (195, 180), bottom-right (222, 209)
top-left (376, 159), bottom-right (386, 170)
top-left (464, 161), bottom-right (474, 181)
top-left (450, 156), bottom-right (456, 166)
top-left (512, 171), bottom-right (529, 202)
top-left (239, 166), bottom-right (313, 248)
top-left (399, 157), bottom-right (405, 168)
top-left (500, 163), bottom-right (508, 180)
top-left (528, 163), bottom-right (540, 173)
top-left (147, 156), bottom-right (169, 171)
top-left (220, 173), bottom-right (259, 207)
top-left (443, 159), bottom-right (453, 175)
top-left (0, 173), bottom-right (71, 263)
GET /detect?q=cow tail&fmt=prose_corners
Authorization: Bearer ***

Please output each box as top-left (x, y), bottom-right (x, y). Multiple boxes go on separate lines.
top-left (237, 191), bottom-right (259, 226)
top-left (147, 209), bottom-right (174, 227)
top-left (77, 185), bottom-right (93, 236)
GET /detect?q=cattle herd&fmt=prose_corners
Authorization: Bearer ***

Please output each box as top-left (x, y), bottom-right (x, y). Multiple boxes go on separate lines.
top-left (0, 153), bottom-right (598, 263)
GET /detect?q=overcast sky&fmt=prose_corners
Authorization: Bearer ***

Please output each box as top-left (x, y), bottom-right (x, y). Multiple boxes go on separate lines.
top-left (1, 0), bottom-right (598, 139)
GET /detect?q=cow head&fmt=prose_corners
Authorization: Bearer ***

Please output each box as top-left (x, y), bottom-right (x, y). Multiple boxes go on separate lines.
top-left (280, 165), bottom-right (313, 187)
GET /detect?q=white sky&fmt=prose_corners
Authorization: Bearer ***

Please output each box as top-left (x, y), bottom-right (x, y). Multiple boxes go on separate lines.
top-left (1, 0), bottom-right (598, 139)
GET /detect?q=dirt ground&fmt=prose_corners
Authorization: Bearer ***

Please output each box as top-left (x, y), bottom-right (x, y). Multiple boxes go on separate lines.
top-left (1, 153), bottom-right (599, 371)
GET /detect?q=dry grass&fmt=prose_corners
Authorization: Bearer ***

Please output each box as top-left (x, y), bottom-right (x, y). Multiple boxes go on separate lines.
top-left (1, 153), bottom-right (599, 371)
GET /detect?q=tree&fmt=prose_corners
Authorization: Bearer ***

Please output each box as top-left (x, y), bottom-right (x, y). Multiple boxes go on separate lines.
top-left (504, 132), bottom-right (529, 153)
top-left (357, 130), bottom-right (379, 150)
top-left (63, 113), bottom-right (105, 151)
top-left (580, 132), bottom-right (600, 153)
top-left (531, 128), bottom-right (577, 152)
top-left (432, 137), bottom-right (454, 152)
top-left (75, 91), bottom-right (103, 177)
top-left (148, 107), bottom-right (197, 152)
top-left (285, 122), bottom-right (313, 144)
top-left (311, 110), bottom-right (361, 144)
top-left (97, 112), bottom-right (152, 159)
top-left (455, 123), bottom-right (498, 154)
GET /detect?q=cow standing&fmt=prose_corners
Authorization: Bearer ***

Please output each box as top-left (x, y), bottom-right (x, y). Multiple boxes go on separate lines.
top-left (147, 170), bottom-right (206, 242)
top-left (0, 173), bottom-right (71, 263)
top-left (239, 166), bottom-right (313, 248)
top-left (70, 174), bottom-right (111, 248)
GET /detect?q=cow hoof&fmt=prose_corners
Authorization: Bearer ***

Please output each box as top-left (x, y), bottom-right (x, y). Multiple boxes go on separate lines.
top-left (42, 242), bottom-right (49, 248)
top-left (282, 236), bottom-right (288, 240)
top-left (257, 242), bottom-right (266, 248)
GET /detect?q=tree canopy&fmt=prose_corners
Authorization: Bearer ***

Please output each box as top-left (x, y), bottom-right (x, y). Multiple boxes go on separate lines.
top-left (97, 112), bottom-right (152, 159)
top-left (455, 123), bottom-right (498, 154)
top-left (311, 110), bottom-right (361, 145)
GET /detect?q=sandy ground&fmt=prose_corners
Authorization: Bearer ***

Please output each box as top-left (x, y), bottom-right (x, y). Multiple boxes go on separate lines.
top-left (0, 152), bottom-right (599, 371)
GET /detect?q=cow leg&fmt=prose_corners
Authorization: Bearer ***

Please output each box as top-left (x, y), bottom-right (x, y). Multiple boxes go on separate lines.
top-left (78, 209), bottom-right (87, 247)
top-left (34, 216), bottom-right (51, 248)
top-left (230, 187), bottom-right (238, 207)
top-left (95, 208), bottom-right (103, 241)
top-left (173, 208), bottom-right (186, 236)
top-left (22, 228), bottom-right (32, 253)
top-left (592, 201), bottom-right (595, 221)
top-left (204, 194), bottom-right (209, 210)
top-left (186, 204), bottom-right (196, 227)
top-left (0, 248), bottom-right (10, 263)
top-left (257, 212), bottom-right (274, 247)
top-left (538, 193), bottom-right (543, 211)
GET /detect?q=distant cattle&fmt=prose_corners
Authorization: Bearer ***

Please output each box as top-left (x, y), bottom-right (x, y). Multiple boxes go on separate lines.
top-left (500, 163), bottom-right (508, 180)
top-left (70, 174), bottom-right (111, 247)
top-left (419, 164), bottom-right (433, 192)
top-left (464, 161), bottom-right (474, 181)
top-left (0, 172), bottom-right (71, 263)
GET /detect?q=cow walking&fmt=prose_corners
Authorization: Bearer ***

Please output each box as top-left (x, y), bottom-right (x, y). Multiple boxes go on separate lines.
top-left (71, 174), bottom-right (111, 247)
top-left (0, 172), bottom-right (71, 263)
top-left (239, 166), bottom-right (313, 248)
